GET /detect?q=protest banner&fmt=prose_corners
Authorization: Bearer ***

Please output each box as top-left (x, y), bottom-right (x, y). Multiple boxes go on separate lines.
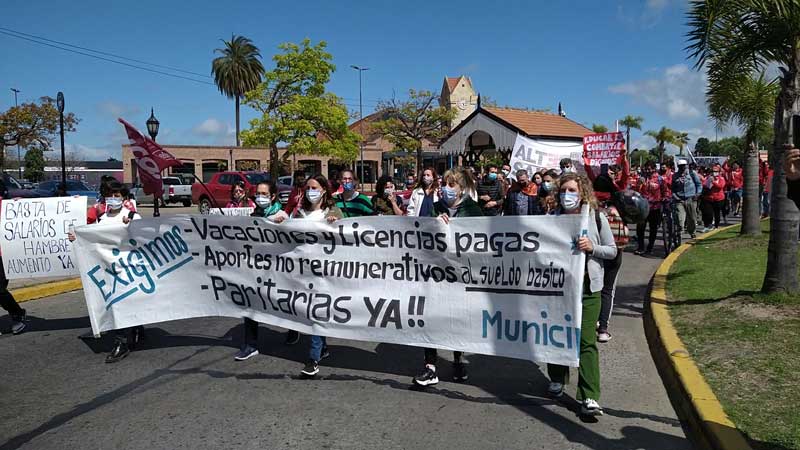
top-left (694, 156), bottom-right (728, 168)
top-left (73, 213), bottom-right (589, 366)
top-left (1, 196), bottom-right (87, 279)
top-left (582, 132), bottom-right (625, 166)
top-left (208, 207), bottom-right (254, 216)
top-left (508, 134), bottom-right (583, 179)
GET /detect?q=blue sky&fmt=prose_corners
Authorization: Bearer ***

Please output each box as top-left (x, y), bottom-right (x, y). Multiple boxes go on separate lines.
top-left (1, 0), bottom-right (720, 161)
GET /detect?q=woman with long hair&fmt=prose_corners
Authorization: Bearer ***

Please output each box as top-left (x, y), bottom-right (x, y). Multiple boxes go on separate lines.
top-left (372, 175), bottom-right (404, 216)
top-left (406, 167), bottom-right (440, 217)
top-left (227, 180), bottom-right (255, 208)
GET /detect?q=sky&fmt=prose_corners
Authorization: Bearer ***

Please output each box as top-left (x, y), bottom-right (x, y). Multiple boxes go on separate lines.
top-left (0, 0), bottom-right (726, 161)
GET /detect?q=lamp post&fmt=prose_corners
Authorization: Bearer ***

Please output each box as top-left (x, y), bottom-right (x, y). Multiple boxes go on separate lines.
top-left (350, 65), bottom-right (369, 186)
top-left (10, 88), bottom-right (21, 179)
top-left (146, 108), bottom-right (161, 217)
top-left (56, 92), bottom-right (66, 195)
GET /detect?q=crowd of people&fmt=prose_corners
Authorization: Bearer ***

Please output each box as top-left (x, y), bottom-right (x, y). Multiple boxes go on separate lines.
top-left (2, 149), bottom-right (797, 420)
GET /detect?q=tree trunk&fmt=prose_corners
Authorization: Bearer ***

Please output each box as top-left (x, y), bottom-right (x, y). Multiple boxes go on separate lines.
top-left (235, 95), bottom-right (241, 147)
top-left (762, 61), bottom-right (800, 294)
top-left (0, 144), bottom-right (5, 173)
top-left (626, 127), bottom-right (631, 156)
top-left (270, 143), bottom-right (279, 179)
top-left (416, 143), bottom-right (423, 176)
top-left (741, 140), bottom-right (761, 236)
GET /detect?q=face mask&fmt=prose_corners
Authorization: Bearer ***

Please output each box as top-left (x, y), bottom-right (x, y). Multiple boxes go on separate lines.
top-left (106, 197), bottom-right (123, 210)
top-left (306, 189), bottom-right (322, 203)
top-left (542, 181), bottom-right (553, 192)
top-left (342, 182), bottom-right (355, 191)
top-left (406, 180), bottom-right (414, 187)
top-left (255, 195), bottom-right (271, 208)
top-left (234, 191), bottom-right (245, 200)
top-left (502, 169), bottom-right (510, 176)
top-left (560, 192), bottom-right (581, 211)
top-left (442, 186), bottom-right (460, 205)
top-left (713, 172), bottom-right (720, 177)
top-left (385, 188), bottom-right (395, 197)
top-left (487, 173), bottom-right (498, 181)
top-left (423, 176), bottom-right (433, 186)
top-left (519, 179), bottom-right (528, 186)
top-left (562, 167), bottom-right (574, 174)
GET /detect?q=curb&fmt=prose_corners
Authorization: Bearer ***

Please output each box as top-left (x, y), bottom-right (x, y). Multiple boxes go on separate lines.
top-left (11, 278), bottom-right (83, 303)
top-left (644, 224), bottom-right (753, 450)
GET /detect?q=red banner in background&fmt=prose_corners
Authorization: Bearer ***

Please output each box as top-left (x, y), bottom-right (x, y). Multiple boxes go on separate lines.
top-left (582, 132), bottom-right (626, 166)
top-left (118, 118), bottom-right (183, 197)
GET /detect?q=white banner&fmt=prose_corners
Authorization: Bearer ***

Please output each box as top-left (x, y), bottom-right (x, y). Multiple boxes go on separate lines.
top-left (1, 196), bottom-right (87, 279)
top-left (508, 134), bottom-right (584, 179)
top-left (73, 213), bottom-right (588, 366)
top-left (208, 207), bottom-right (254, 216)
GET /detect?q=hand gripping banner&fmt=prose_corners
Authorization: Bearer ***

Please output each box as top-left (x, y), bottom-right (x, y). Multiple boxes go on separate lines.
top-left (73, 213), bottom-right (589, 366)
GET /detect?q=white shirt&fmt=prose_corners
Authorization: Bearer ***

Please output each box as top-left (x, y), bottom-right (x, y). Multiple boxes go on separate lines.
top-left (99, 206), bottom-right (141, 224)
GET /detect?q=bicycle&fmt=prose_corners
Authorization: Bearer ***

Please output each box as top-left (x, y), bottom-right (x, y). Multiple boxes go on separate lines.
top-left (660, 199), bottom-right (681, 258)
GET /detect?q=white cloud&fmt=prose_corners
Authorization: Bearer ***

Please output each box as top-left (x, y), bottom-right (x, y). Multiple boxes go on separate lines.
top-left (192, 118), bottom-right (232, 136)
top-left (609, 64), bottom-right (707, 120)
top-left (57, 143), bottom-right (117, 161)
top-left (96, 101), bottom-right (141, 118)
top-left (616, 0), bottom-right (673, 29)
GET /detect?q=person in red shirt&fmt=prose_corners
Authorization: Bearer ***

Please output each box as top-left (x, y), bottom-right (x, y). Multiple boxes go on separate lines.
top-left (281, 171), bottom-right (308, 218)
top-left (633, 161), bottom-right (667, 255)
top-left (701, 164), bottom-right (727, 231)
top-left (759, 160), bottom-right (773, 217)
top-left (727, 161), bottom-right (744, 216)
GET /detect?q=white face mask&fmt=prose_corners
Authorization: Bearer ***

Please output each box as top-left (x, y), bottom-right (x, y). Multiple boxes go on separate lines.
top-left (306, 189), bottom-right (323, 203)
top-left (385, 188), bottom-right (395, 197)
top-left (106, 197), bottom-right (123, 210)
top-left (560, 192), bottom-right (581, 211)
top-left (423, 176), bottom-right (433, 186)
top-left (255, 195), bottom-right (271, 208)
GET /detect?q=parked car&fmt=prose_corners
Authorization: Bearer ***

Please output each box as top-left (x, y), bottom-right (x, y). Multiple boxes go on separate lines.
top-left (162, 176), bottom-right (192, 207)
top-left (191, 171), bottom-right (272, 214)
top-left (276, 175), bottom-right (294, 204)
top-left (1, 174), bottom-right (41, 199)
top-left (35, 179), bottom-right (97, 204)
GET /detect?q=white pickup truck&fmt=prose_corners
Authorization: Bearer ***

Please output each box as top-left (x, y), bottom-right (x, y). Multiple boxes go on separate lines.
top-left (129, 176), bottom-right (192, 207)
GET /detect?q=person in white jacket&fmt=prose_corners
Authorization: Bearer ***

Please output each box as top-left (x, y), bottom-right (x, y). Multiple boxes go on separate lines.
top-left (406, 167), bottom-right (440, 217)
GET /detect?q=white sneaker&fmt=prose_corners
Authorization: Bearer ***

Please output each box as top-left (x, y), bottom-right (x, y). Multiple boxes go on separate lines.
top-left (597, 331), bottom-right (611, 343)
top-left (547, 382), bottom-right (564, 397)
top-left (700, 227), bottom-right (711, 233)
top-left (581, 398), bottom-right (604, 416)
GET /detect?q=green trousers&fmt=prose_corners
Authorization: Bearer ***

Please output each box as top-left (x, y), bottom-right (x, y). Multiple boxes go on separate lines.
top-left (547, 290), bottom-right (601, 401)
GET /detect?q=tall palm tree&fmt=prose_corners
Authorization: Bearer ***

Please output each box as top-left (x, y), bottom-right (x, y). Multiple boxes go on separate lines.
top-left (591, 124), bottom-right (608, 133)
top-left (619, 115), bottom-right (644, 156)
top-left (644, 126), bottom-right (677, 164)
top-left (212, 35), bottom-right (264, 146)
top-left (675, 132), bottom-right (690, 156)
top-left (687, 0), bottom-right (800, 293)
top-left (708, 71), bottom-right (778, 236)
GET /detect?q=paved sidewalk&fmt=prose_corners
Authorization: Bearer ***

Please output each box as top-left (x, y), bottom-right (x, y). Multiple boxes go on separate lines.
top-left (0, 247), bottom-right (691, 450)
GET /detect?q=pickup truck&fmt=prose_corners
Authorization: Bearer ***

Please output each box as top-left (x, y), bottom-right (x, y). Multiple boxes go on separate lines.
top-left (191, 171), bottom-right (271, 214)
top-left (129, 176), bottom-right (191, 207)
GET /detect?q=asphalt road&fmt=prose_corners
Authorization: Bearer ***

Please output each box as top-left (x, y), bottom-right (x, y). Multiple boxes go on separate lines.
top-left (0, 207), bottom-right (694, 450)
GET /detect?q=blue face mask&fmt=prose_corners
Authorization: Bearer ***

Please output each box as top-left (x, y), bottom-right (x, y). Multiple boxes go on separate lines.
top-left (442, 186), bottom-right (460, 204)
top-left (342, 182), bottom-right (355, 191)
top-left (106, 197), bottom-right (123, 210)
top-left (560, 192), bottom-right (581, 211)
top-left (542, 181), bottom-right (553, 192)
top-left (487, 173), bottom-right (498, 181)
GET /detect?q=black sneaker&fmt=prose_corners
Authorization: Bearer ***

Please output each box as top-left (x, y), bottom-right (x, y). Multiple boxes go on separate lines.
top-left (301, 360), bottom-right (319, 377)
top-left (10, 309), bottom-right (27, 335)
top-left (452, 362), bottom-right (468, 382)
top-left (105, 340), bottom-right (130, 363)
top-left (234, 345), bottom-right (259, 361)
top-left (320, 345), bottom-right (330, 360)
top-left (285, 330), bottom-right (300, 345)
top-left (412, 364), bottom-right (439, 386)
top-left (129, 326), bottom-right (144, 349)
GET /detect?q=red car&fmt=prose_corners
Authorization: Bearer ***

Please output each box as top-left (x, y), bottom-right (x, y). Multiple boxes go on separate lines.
top-left (192, 171), bottom-right (271, 213)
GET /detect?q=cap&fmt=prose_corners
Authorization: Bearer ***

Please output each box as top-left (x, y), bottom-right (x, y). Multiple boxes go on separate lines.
top-left (677, 159), bottom-right (688, 166)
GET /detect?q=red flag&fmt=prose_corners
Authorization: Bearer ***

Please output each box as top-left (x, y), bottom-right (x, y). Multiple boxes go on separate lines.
top-left (118, 118), bottom-right (183, 197)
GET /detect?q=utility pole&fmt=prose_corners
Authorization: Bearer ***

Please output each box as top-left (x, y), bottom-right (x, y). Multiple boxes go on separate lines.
top-left (10, 88), bottom-right (21, 179)
top-left (351, 65), bottom-right (369, 186)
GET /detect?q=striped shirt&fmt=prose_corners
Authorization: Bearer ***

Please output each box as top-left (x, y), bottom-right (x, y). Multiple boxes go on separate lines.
top-left (334, 192), bottom-right (375, 217)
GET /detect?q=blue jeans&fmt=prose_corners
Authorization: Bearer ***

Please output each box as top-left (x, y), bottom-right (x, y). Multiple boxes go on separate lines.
top-left (761, 191), bottom-right (770, 216)
top-left (309, 335), bottom-right (326, 362)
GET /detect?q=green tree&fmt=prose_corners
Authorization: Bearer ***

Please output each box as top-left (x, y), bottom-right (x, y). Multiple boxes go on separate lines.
top-left (212, 35), bottom-right (264, 147)
top-left (0, 96), bottom-right (79, 171)
top-left (694, 137), bottom-right (711, 156)
top-left (630, 148), bottom-right (656, 167)
top-left (619, 115), bottom-right (644, 156)
top-left (706, 136), bottom-right (746, 161)
top-left (644, 126), bottom-right (678, 163)
top-left (591, 124), bottom-right (608, 133)
top-left (23, 145), bottom-right (45, 182)
top-left (687, 0), bottom-right (800, 293)
top-left (675, 132), bottom-right (690, 156)
top-left (241, 39), bottom-right (360, 177)
top-left (708, 70), bottom-right (778, 236)
top-left (372, 90), bottom-right (455, 174)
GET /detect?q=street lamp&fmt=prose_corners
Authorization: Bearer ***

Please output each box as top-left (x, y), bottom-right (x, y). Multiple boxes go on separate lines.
top-left (146, 108), bottom-right (161, 217)
top-left (56, 92), bottom-right (66, 195)
top-left (10, 88), bottom-right (21, 179)
top-left (351, 65), bottom-right (369, 186)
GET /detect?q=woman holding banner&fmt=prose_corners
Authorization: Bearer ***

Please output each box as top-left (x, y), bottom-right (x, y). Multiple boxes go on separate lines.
top-left (291, 175), bottom-right (343, 377)
top-left (235, 181), bottom-right (300, 361)
top-left (412, 167), bottom-right (482, 387)
top-left (546, 173), bottom-right (617, 417)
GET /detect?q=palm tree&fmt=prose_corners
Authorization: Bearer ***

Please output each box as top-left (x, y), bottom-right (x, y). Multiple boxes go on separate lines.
top-left (644, 127), bottom-right (677, 164)
top-left (212, 35), bottom-right (264, 147)
top-left (707, 71), bottom-right (778, 236)
top-left (687, 0), bottom-right (800, 293)
top-left (675, 132), bottom-right (690, 156)
top-left (591, 124), bottom-right (608, 133)
top-left (619, 115), bottom-right (644, 156)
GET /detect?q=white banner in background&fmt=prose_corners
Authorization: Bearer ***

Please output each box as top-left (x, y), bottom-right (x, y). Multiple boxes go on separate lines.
top-left (1, 196), bottom-right (87, 279)
top-left (207, 207), bottom-right (254, 216)
top-left (73, 213), bottom-right (588, 366)
top-left (508, 134), bottom-right (584, 179)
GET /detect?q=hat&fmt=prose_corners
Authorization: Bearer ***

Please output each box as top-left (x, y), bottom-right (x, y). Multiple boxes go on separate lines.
top-left (677, 159), bottom-right (688, 166)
